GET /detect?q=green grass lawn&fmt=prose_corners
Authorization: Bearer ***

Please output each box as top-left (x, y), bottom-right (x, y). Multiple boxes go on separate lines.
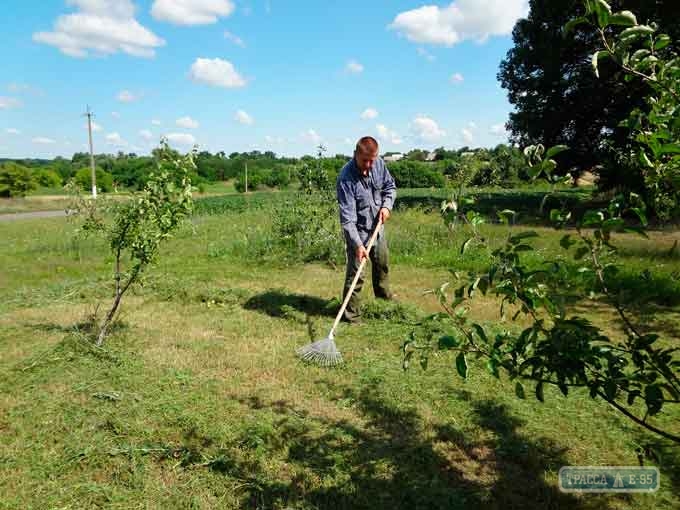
top-left (1, 190), bottom-right (679, 509)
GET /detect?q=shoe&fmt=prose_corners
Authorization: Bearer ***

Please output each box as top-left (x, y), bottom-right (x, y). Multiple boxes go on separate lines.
top-left (341, 314), bottom-right (362, 325)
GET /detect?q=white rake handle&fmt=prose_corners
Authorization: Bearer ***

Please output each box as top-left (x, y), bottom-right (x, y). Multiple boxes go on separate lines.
top-left (329, 217), bottom-right (383, 338)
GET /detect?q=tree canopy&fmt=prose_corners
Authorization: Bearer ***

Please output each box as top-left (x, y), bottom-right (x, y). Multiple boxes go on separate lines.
top-left (499, 0), bottom-right (680, 185)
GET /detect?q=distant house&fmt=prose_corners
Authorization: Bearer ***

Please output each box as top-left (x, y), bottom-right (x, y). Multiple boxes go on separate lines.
top-left (425, 151), bottom-right (437, 162)
top-left (384, 153), bottom-right (404, 162)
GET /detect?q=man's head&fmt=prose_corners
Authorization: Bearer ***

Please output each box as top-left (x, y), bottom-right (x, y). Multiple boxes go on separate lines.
top-left (354, 136), bottom-right (379, 176)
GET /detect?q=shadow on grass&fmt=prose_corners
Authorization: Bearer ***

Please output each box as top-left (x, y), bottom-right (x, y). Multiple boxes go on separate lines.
top-left (28, 318), bottom-right (127, 337)
top-left (243, 290), bottom-right (337, 318)
top-left (606, 271), bottom-right (680, 308)
top-left (212, 384), bottom-right (613, 510)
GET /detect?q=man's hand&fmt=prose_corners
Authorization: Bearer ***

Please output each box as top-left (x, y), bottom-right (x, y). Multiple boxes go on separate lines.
top-left (379, 207), bottom-right (391, 224)
top-left (356, 245), bottom-right (369, 262)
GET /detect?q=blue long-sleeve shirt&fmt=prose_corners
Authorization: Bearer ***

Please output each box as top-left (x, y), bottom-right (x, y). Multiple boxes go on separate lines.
top-left (336, 157), bottom-right (397, 249)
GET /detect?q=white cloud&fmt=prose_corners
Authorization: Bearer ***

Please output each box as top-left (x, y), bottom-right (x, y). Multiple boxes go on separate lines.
top-left (234, 110), bottom-right (254, 125)
top-left (490, 123), bottom-right (508, 137)
top-left (376, 124), bottom-right (403, 145)
top-left (117, 90), bottom-right (140, 103)
top-left (151, 0), bottom-right (235, 25)
top-left (265, 135), bottom-right (284, 144)
top-left (361, 108), bottom-right (379, 120)
top-left (346, 60), bottom-right (364, 74)
top-left (151, 119), bottom-right (162, 126)
top-left (111, 111), bottom-right (120, 119)
top-left (411, 116), bottom-right (446, 142)
top-left (5, 128), bottom-right (21, 135)
top-left (32, 137), bottom-right (56, 144)
top-left (301, 129), bottom-right (322, 144)
top-left (468, 121), bottom-right (477, 129)
top-left (139, 129), bottom-right (154, 141)
top-left (33, 0), bottom-right (165, 58)
top-left (390, 0), bottom-right (529, 46)
top-left (461, 128), bottom-right (474, 144)
top-left (189, 58), bottom-right (247, 88)
top-left (450, 72), bottom-right (464, 84)
top-left (176, 116), bottom-right (199, 129)
top-left (106, 132), bottom-right (128, 147)
top-left (0, 96), bottom-right (22, 109)
top-left (224, 30), bottom-right (245, 47)
top-left (417, 47), bottom-right (436, 62)
top-left (7, 83), bottom-right (43, 96)
top-left (166, 132), bottom-right (196, 147)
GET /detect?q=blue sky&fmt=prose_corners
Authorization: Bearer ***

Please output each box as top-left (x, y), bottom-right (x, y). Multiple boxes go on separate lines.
top-left (0, 0), bottom-right (529, 159)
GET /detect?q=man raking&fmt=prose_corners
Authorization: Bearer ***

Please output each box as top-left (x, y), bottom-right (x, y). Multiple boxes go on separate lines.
top-left (296, 136), bottom-right (397, 366)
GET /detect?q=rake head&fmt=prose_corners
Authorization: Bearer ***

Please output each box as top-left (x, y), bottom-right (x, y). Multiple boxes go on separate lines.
top-left (296, 334), bottom-right (343, 367)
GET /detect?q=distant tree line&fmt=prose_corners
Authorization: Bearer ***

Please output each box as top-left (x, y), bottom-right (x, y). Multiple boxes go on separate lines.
top-left (0, 143), bottom-right (533, 198)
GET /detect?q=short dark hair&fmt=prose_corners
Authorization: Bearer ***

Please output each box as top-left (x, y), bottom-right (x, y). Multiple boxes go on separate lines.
top-left (355, 136), bottom-right (379, 154)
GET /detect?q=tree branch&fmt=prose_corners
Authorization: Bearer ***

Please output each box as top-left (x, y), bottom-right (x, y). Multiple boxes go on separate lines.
top-left (598, 391), bottom-right (680, 443)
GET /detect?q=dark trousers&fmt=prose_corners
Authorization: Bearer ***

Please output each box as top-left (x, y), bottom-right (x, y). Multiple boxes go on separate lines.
top-left (342, 233), bottom-right (392, 321)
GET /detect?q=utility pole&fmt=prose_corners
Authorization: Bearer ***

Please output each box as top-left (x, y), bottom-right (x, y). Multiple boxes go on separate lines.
top-left (84, 106), bottom-right (97, 198)
top-left (245, 161), bottom-right (248, 193)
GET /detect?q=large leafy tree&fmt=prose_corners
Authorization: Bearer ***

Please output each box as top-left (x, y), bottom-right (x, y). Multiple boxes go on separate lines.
top-left (499, 0), bottom-right (680, 185)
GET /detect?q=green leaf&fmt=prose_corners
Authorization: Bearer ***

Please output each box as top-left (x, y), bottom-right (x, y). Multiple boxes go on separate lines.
top-left (560, 234), bottom-right (574, 249)
top-left (515, 382), bottom-right (526, 399)
top-left (630, 49), bottom-right (651, 64)
top-left (630, 207), bottom-right (648, 226)
top-left (472, 324), bottom-right (489, 343)
top-left (608, 10), bottom-right (637, 27)
top-left (487, 358), bottom-right (500, 378)
top-left (654, 34), bottom-right (671, 51)
top-left (527, 164), bottom-right (543, 180)
top-left (645, 385), bottom-right (664, 415)
top-left (604, 380), bottom-right (618, 401)
top-left (550, 209), bottom-right (563, 223)
top-left (497, 209), bottom-right (516, 224)
top-left (542, 159), bottom-right (557, 176)
top-left (592, 51), bottom-right (610, 78)
top-left (564, 16), bottom-right (589, 35)
top-left (461, 237), bottom-right (474, 255)
top-left (438, 335), bottom-right (459, 350)
top-left (659, 144), bottom-right (680, 155)
top-left (635, 334), bottom-right (659, 349)
top-left (509, 231), bottom-right (538, 244)
top-left (574, 246), bottom-right (590, 260)
top-left (582, 210), bottom-right (604, 227)
top-left (619, 25), bottom-right (655, 40)
top-left (456, 352), bottom-right (468, 379)
top-left (638, 150), bottom-right (654, 168)
top-left (545, 145), bottom-right (569, 160)
top-left (535, 381), bottom-right (545, 402)
top-left (593, 0), bottom-right (612, 27)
